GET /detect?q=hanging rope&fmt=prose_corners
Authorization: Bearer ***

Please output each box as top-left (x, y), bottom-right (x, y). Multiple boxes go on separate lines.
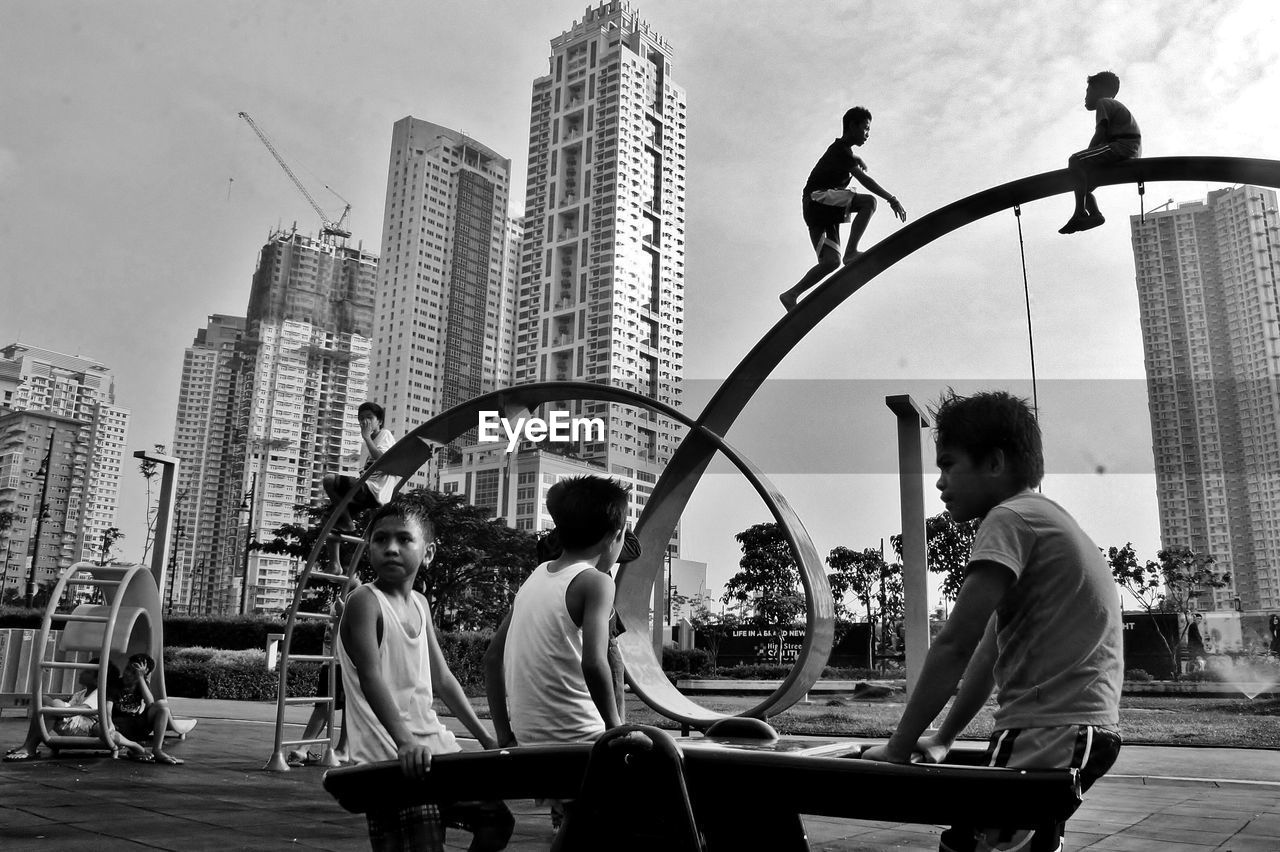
top-left (1013, 205), bottom-right (1039, 421)
top-left (1139, 181), bottom-right (1146, 223)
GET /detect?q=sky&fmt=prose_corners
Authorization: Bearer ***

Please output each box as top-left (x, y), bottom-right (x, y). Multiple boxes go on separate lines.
top-left (2, 1), bottom-right (1279, 611)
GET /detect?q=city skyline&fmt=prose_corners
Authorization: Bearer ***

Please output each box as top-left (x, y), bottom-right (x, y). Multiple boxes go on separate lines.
top-left (3, 2), bottom-right (1279, 605)
top-left (1132, 186), bottom-right (1280, 612)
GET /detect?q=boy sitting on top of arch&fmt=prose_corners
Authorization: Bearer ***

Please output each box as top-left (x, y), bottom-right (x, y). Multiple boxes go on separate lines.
top-left (1059, 71), bottom-right (1142, 234)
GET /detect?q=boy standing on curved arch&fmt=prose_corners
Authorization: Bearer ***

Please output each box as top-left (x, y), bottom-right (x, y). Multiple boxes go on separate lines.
top-left (864, 390), bottom-right (1123, 852)
top-left (779, 106), bottom-right (908, 312)
top-left (1059, 71), bottom-right (1141, 234)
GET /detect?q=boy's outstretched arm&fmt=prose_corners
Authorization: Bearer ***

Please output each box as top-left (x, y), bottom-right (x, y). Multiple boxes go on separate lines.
top-left (863, 562), bottom-right (1011, 764)
top-left (850, 168), bottom-right (908, 221)
top-left (915, 617), bottom-right (998, 763)
top-left (422, 593), bottom-right (497, 749)
top-left (575, 570), bottom-right (622, 730)
top-left (482, 614), bottom-right (517, 747)
top-left (339, 586), bottom-right (431, 777)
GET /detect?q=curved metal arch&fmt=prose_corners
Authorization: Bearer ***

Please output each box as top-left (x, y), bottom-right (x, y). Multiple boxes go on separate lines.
top-left (348, 381), bottom-right (833, 727)
top-left (623, 155), bottom-right (1280, 711)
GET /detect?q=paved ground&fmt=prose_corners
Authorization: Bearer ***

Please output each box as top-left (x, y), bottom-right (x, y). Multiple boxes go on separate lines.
top-left (1, 697), bottom-right (1278, 850)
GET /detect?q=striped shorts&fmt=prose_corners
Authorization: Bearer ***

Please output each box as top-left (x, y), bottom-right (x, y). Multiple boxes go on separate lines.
top-left (939, 724), bottom-right (1122, 852)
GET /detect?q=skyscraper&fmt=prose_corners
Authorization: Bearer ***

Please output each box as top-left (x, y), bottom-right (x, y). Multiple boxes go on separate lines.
top-left (0, 344), bottom-right (130, 596)
top-left (513, 1), bottom-right (686, 533)
top-left (1130, 185), bottom-right (1280, 611)
top-left (169, 315), bottom-right (246, 614)
top-left (170, 230), bottom-right (377, 615)
top-left (369, 118), bottom-right (519, 477)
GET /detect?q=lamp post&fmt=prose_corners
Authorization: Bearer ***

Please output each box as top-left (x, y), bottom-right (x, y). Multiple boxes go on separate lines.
top-left (238, 472), bottom-right (257, 615)
top-left (24, 429), bottom-right (55, 609)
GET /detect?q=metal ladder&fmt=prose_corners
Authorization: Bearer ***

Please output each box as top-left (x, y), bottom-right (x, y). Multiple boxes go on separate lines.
top-left (33, 563), bottom-right (155, 756)
top-left (263, 527), bottom-right (366, 771)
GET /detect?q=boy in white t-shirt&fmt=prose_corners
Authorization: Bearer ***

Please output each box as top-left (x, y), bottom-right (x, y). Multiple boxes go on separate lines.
top-left (338, 497), bottom-right (512, 852)
top-left (863, 390), bottom-right (1123, 852)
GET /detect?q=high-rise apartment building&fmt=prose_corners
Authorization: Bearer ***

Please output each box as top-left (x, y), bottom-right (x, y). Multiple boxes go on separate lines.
top-left (512, 1), bottom-right (686, 534)
top-left (369, 118), bottom-right (519, 478)
top-left (0, 344), bottom-right (130, 595)
top-left (168, 315), bottom-right (246, 614)
top-left (170, 230), bottom-right (377, 615)
top-left (1131, 185), bottom-right (1280, 611)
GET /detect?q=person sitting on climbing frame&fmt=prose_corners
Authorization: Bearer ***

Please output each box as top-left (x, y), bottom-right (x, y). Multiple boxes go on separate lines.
top-left (322, 401), bottom-right (400, 567)
top-left (1059, 71), bottom-right (1141, 234)
top-left (779, 105), bottom-right (908, 312)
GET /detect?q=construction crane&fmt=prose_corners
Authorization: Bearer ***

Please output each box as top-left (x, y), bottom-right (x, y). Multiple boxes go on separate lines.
top-left (239, 111), bottom-right (352, 240)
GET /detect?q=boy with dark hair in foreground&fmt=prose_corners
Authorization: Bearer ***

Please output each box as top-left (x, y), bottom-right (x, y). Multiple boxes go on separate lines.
top-left (1059, 71), bottom-right (1141, 234)
top-left (864, 390), bottom-right (1123, 852)
top-left (484, 475), bottom-right (629, 833)
top-left (338, 499), bottom-right (512, 852)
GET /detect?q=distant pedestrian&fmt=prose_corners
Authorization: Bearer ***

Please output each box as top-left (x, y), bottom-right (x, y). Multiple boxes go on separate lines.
top-left (779, 106), bottom-right (907, 312)
top-left (1270, 614), bottom-right (1280, 657)
top-left (1059, 71), bottom-right (1141, 234)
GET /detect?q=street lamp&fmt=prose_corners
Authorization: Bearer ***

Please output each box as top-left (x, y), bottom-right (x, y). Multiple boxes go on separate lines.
top-left (238, 472), bottom-right (257, 615)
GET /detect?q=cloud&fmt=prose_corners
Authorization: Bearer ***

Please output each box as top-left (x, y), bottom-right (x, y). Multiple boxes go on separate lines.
top-left (0, 148), bottom-right (16, 187)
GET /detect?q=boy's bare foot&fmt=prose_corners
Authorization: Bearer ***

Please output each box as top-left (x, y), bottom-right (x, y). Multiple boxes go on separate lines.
top-left (779, 292), bottom-right (798, 312)
top-left (842, 251), bottom-right (863, 265)
top-left (1076, 213), bottom-right (1105, 231)
top-left (1058, 214), bottom-right (1090, 234)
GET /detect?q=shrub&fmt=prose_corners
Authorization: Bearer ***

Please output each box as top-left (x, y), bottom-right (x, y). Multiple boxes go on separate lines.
top-left (438, 631), bottom-right (492, 694)
top-left (163, 615), bottom-right (325, 654)
top-left (662, 647), bottom-right (711, 676)
top-left (0, 606), bottom-right (43, 629)
top-left (159, 633), bottom-right (492, 700)
top-left (1125, 668), bottom-right (1154, 682)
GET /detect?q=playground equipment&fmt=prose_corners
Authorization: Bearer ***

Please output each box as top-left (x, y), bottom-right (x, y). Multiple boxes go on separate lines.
top-left (323, 726), bottom-right (1081, 851)
top-left (312, 158), bottom-right (1280, 843)
top-left (28, 561), bottom-right (194, 754)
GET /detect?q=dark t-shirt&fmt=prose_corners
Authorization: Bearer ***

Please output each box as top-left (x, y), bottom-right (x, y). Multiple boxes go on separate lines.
top-left (803, 139), bottom-right (859, 196)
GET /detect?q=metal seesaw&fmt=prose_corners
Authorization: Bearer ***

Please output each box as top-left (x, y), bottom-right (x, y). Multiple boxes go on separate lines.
top-left (319, 158), bottom-right (1280, 845)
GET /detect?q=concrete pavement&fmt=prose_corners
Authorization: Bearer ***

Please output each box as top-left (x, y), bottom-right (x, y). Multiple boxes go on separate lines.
top-left (1, 698), bottom-right (1278, 850)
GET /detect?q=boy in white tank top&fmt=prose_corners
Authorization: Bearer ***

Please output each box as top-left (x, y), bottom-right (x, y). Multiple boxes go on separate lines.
top-left (339, 498), bottom-right (513, 852)
top-left (483, 476), bottom-right (629, 834)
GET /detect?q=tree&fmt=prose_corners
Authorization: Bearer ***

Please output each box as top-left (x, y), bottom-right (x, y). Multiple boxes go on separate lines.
top-left (411, 490), bottom-right (537, 632)
top-left (256, 490), bottom-right (538, 629)
top-left (827, 545), bottom-right (904, 662)
top-left (891, 512), bottom-right (978, 602)
top-left (137, 444), bottom-right (167, 564)
top-left (98, 527), bottom-right (124, 566)
top-left (686, 596), bottom-right (741, 674)
top-left (1108, 542), bottom-right (1229, 678)
top-left (255, 503), bottom-right (348, 613)
top-left (723, 522), bottom-right (805, 661)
